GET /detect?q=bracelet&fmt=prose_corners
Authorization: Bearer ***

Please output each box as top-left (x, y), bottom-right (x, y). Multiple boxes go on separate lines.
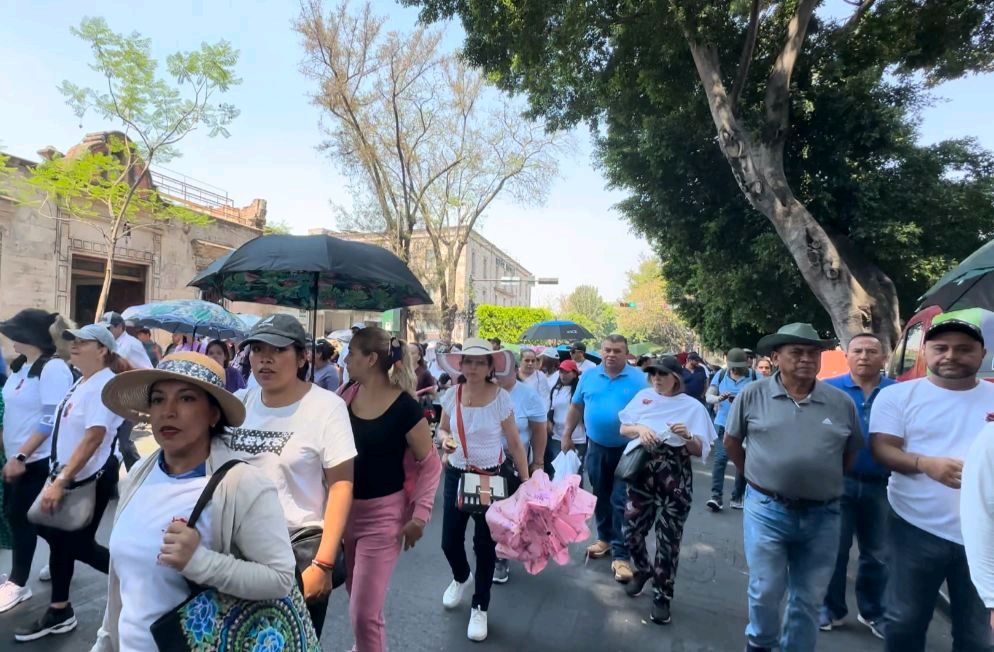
top-left (311, 558), bottom-right (335, 572)
top-left (914, 455), bottom-right (921, 472)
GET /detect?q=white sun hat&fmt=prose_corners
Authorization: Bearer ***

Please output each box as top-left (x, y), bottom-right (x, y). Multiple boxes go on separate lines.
top-left (438, 337), bottom-right (515, 379)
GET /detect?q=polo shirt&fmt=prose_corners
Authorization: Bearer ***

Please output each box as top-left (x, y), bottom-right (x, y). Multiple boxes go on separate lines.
top-left (824, 373), bottom-right (895, 478)
top-left (710, 369), bottom-right (758, 428)
top-left (571, 363), bottom-right (648, 448)
top-left (725, 371), bottom-right (862, 501)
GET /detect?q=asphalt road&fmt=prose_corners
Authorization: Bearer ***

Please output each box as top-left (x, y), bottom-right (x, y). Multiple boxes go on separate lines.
top-left (0, 443), bottom-right (954, 651)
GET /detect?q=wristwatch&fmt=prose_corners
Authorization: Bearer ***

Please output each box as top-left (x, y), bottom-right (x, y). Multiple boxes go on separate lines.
top-left (14, 453), bottom-right (27, 463)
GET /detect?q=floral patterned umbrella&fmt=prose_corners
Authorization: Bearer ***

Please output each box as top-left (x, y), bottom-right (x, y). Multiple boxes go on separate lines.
top-left (122, 300), bottom-right (245, 339)
top-left (187, 234), bottom-right (433, 312)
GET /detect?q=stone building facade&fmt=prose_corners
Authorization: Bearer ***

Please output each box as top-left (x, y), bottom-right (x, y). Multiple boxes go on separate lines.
top-left (0, 132), bottom-right (267, 328)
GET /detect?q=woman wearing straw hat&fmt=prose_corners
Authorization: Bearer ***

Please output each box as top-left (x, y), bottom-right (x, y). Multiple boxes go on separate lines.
top-left (436, 338), bottom-right (529, 642)
top-left (618, 356), bottom-right (717, 626)
top-left (0, 309), bottom-right (75, 615)
top-left (89, 352), bottom-right (299, 652)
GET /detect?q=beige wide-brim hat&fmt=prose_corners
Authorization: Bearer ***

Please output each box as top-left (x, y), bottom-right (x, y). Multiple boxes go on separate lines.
top-left (101, 352), bottom-right (245, 426)
top-left (438, 337), bottom-right (515, 379)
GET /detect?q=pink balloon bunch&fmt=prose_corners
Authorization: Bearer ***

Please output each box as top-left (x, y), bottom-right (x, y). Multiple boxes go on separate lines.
top-left (485, 470), bottom-right (597, 574)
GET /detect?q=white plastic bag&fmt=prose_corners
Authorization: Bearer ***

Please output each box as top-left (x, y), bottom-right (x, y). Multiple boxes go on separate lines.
top-left (551, 450), bottom-right (581, 482)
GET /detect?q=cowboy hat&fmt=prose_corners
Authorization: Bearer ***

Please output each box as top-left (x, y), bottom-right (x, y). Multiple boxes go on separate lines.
top-left (438, 337), bottom-right (515, 379)
top-left (756, 323), bottom-right (837, 356)
top-left (101, 352), bottom-right (246, 426)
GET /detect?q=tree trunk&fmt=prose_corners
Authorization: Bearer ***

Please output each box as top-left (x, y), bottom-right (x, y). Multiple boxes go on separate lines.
top-left (94, 213), bottom-right (127, 319)
top-left (687, 41), bottom-right (901, 350)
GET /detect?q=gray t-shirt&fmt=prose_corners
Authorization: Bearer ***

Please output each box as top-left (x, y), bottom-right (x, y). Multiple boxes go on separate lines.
top-left (725, 372), bottom-right (862, 501)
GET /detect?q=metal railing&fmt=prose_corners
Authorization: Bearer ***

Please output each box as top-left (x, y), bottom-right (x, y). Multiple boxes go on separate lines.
top-left (150, 168), bottom-right (238, 219)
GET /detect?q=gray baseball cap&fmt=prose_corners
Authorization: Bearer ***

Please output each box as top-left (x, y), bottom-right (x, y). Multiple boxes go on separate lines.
top-left (101, 311), bottom-right (125, 327)
top-left (240, 314), bottom-right (308, 349)
top-left (63, 324), bottom-right (117, 352)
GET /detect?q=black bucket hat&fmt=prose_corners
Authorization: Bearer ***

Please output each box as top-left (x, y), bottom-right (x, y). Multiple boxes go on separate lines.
top-left (0, 309), bottom-right (58, 353)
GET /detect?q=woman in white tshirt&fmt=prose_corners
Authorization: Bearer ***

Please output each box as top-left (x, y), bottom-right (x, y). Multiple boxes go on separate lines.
top-left (0, 309), bottom-right (74, 615)
top-left (617, 356), bottom-right (716, 627)
top-left (90, 352), bottom-right (301, 652)
top-left (546, 359), bottom-right (587, 479)
top-left (14, 325), bottom-right (129, 642)
top-left (226, 314), bottom-right (356, 637)
top-left (437, 338), bottom-right (529, 642)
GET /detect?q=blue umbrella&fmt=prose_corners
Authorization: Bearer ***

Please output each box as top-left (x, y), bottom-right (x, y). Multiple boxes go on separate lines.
top-left (521, 320), bottom-right (594, 342)
top-left (122, 300), bottom-right (245, 340)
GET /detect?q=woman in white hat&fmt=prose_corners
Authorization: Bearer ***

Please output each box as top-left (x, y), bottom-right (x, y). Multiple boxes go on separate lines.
top-left (90, 352), bottom-right (299, 652)
top-left (436, 338), bottom-right (529, 642)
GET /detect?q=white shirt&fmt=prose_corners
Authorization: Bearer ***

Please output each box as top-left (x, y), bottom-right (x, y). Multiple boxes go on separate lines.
top-left (963, 423), bottom-right (994, 608)
top-left (508, 381), bottom-right (547, 447)
top-left (551, 384), bottom-right (586, 443)
top-left (578, 359), bottom-right (596, 373)
top-left (870, 378), bottom-right (994, 544)
top-left (115, 331), bottom-right (153, 370)
top-left (443, 387), bottom-right (512, 470)
top-left (109, 461), bottom-right (213, 652)
top-left (227, 385), bottom-right (357, 529)
top-left (519, 371), bottom-right (551, 412)
top-left (2, 358), bottom-right (74, 462)
top-left (56, 367), bottom-right (124, 480)
top-left (619, 388), bottom-right (718, 459)
top-left (545, 371), bottom-right (560, 389)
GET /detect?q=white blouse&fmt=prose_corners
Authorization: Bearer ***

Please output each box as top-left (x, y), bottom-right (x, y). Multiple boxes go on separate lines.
top-left (443, 386), bottom-right (513, 470)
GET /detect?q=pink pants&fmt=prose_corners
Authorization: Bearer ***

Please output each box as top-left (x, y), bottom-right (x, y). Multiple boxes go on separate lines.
top-left (344, 490), bottom-right (407, 652)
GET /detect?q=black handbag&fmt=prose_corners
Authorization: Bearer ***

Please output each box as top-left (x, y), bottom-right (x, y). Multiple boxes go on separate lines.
top-left (150, 460), bottom-right (320, 652)
top-left (289, 526), bottom-right (346, 590)
top-left (615, 443), bottom-right (651, 483)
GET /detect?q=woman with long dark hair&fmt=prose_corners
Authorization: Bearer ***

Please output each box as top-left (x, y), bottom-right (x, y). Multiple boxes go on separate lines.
top-left (15, 325), bottom-right (131, 642)
top-left (618, 356), bottom-right (716, 626)
top-left (343, 327), bottom-right (441, 651)
top-left (227, 314), bottom-right (356, 636)
top-left (546, 359), bottom-right (586, 479)
top-left (436, 339), bottom-right (529, 642)
top-left (0, 310), bottom-right (75, 615)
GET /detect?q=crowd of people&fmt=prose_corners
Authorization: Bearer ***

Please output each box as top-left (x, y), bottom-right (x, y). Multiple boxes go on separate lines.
top-left (0, 304), bottom-right (993, 651)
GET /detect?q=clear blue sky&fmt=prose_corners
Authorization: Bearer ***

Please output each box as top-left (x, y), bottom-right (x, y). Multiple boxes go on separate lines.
top-left (1, 0), bottom-right (991, 309)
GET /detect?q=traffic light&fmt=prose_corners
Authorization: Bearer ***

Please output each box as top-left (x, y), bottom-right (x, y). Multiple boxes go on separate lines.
top-left (618, 301), bottom-right (637, 308)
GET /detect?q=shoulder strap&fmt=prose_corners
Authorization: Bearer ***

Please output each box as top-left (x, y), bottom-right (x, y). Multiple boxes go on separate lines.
top-left (455, 384), bottom-right (469, 459)
top-left (50, 377), bottom-right (84, 467)
top-left (717, 368), bottom-right (727, 385)
top-left (188, 460), bottom-right (244, 528)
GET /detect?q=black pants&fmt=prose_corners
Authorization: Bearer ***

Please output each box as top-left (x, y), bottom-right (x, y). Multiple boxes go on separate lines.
top-left (37, 455), bottom-right (118, 604)
top-left (307, 593), bottom-right (330, 638)
top-left (440, 465), bottom-right (498, 610)
top-left (116, 421), bottom-right (140, 471)
top-left (3, 459), bottom-right (49, 586)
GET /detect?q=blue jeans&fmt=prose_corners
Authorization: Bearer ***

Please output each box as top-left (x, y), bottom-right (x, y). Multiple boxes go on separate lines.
top-left (585, 440), bottom-right (629, 560)
top-left (743, 486), bottom-right (841, 651)
top-left (710, 426), bottom-right (746, 502)
top-left (884, 510), bottom-right (992, 652)
top-left (822, 475), bottom-right (888, 622)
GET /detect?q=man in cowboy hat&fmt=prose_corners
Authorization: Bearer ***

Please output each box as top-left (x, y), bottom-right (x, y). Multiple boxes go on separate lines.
top-left (871, 310), bottom-right (994, 650)
top-left (724, 323), bottom-right (862, 652)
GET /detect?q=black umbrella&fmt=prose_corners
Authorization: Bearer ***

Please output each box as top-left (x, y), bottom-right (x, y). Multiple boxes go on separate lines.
top-left (189, 252), bottom-right (232, 304)
top-left (521, 320), bottom-right (594, 342)
top-left (917, 240), bottom-right (994, 311)
top-left (188, 234), bottom-right (433, 376)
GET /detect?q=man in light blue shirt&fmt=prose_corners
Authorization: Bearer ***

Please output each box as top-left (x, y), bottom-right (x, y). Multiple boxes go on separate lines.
top-left (705, 348), bottom-right (758, 511)
top-left (563, 334), bottom-right (647, 583)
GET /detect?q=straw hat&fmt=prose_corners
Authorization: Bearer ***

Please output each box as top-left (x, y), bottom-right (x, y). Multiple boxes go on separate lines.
top-left (438, 337), bottom-right (515, 379)
top-left (101, 352), bottom-right (246, 426)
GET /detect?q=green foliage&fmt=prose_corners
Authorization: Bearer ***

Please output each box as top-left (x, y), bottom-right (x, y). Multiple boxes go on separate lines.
top-left (616, 259), bottom-right (693, 349)
top-left (406, 0), bottom-right (994, 349)
top-left (60, 17), bottom-right (240, 163)
top-left (559, 285), bottom-right (616, 338)
top-left (475, 304), bottom-right (554, 342)
top-left (264, 220), bottom-right (292, 235)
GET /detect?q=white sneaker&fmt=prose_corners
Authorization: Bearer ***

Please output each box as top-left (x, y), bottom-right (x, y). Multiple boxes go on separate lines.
top-left (467, 607), bottom-right (488, 641)
top-left (442, 574), bottom-right (474, 609)
top-left (39, 565), bottom-right (51, 582)
top-left (0, 578), bottom-right (32, 614)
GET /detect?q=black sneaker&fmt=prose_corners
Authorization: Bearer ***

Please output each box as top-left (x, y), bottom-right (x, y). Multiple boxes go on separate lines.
top-left (492, 559), bottom-right (510, 584)
top-left (624, 571), bottom-right (652, 598)
top-left (706, 498), bottom-right (723, 512)
top-left (649, 599), bottom-right (671, 625)
top-left (14, 605), bottom-right (77, 642)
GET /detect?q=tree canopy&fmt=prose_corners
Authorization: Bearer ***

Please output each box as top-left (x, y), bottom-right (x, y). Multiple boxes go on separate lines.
top-left (616, 259), bottom-right (694, 349)
top-left (407, 0), bottom-right (994, 349)
top-left (559, 284), bottom-right (616, 340)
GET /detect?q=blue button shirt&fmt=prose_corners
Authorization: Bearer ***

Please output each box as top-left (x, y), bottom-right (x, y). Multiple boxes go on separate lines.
top-left (572, 364), bottom-right (648, 448)
top-left (710, 369), bottom-right (758, 428)
top-left (824, 373), bottom-right (896, 477)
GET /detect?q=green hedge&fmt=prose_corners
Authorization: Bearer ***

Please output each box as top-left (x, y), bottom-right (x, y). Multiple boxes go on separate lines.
top-left (475, 305), bottom-right (554, 343)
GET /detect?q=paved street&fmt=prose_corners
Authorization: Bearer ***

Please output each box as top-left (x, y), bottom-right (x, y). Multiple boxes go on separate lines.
top-left (0, 441), bottom-right (954, 651)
